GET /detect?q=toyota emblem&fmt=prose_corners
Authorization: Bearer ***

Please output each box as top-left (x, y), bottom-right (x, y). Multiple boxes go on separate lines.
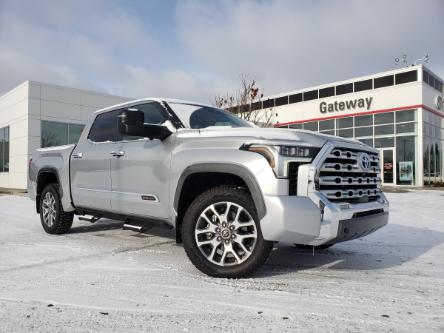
top-left (359, 152), bottom-right (371, 171)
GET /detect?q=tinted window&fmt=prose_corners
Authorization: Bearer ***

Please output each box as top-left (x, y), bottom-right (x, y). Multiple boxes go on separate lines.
top-left (303, 90), bottom-right (318, 101)
top-left (88, 110), bottom-right (121, 142)
top-left (375, 137), bottom-right (394, 148)
top-left (131, 103), bottom-right (166, 124)
top-left (251, 101), bottom-right (262, 111)
top-left (396, 109), bottom-right (415, 122)
top-left (396, 122), bottom-right (415, 134)
top-left (354, 79), bottom-right (373, 92)
top-left (374, 124), bottom-right (394, 135)
top-left (289, 123), bottom-right (302, 129)
top-left (336, 83), bottom-right (353, 95)
top-left (395, 70), bottom-right (417, 84)
top-left (423, 70), bottom-right (429, 83)
top-left (303, 121), bottom-right (318, 131)
top-left (359, 138), bottom-right (373, 147)
top-left (319, 87), bottom-right (335, 98)
top-left (0, 127), bottom-right (9, 172)
top-left (355, 115), bottom-right (373, 126)
top-left (337, 117), bottom-right (353, 128)
top-left (355, 126), bottom-right (373, 137)
top-left (263, 99), bottom-right (274, 108)
top-left (289, 93), bottom-right (302, 104)
top-left (374, 112), bottom-right (394, 124)
top-left (189, 107), bottom-right (249, 129)
top-left (275, 96), bottom-right (288, 106)
top-left (319, 119), bottom-right (334, 130)
top-left (41, 121), bottom-right (68, 147)
top-left (374, 75), bottom-right (394, 88)
top-left (337, 128), bottom-right (353, 138)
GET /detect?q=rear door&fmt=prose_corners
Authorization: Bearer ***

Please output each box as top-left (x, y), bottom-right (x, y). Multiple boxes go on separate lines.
top-left (70, 110), bottom-right (121, 210)
top-left (109, 102), bottom-right (172, 219)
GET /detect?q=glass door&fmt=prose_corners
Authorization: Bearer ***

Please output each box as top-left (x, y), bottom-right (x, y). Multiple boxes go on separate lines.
top-left (379, 148), bottom-right (395, 185)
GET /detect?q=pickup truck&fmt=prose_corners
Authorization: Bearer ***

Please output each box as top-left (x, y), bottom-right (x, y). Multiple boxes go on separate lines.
top-left (29, 98), bottom-right (389, 278)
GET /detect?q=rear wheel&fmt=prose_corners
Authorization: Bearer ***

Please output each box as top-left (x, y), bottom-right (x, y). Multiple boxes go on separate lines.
top-left (182, 186), bottom-right (273, 278)
top-left (40, 184), bottom-right (74, 234)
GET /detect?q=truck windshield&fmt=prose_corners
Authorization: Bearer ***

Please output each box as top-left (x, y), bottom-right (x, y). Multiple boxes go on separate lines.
top-left (167, 102), bottom-right (252, 129)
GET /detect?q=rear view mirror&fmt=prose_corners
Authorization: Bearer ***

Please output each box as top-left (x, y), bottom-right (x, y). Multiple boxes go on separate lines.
top-left (118, 110), bottom-right (172, 141)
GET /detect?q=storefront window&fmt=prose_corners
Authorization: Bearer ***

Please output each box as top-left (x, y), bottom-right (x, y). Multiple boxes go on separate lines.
top-left (355, 126), bottom-right (373, 137)
top-left (303, 121), bottom-right (318, 131)
top-left (355, 115), bottom-right (373, 126)
top-left (396, 136), bottom-right (415, 185)
top-left (319, 119), bottom-right (334, 131)
top-left (41, 121), bottom-right (85, 148)
top-left (337, 117), bottom-right (353, 128)
top-left (374, 124), bottom-right (394, 135)
top-left (375, 137), bottom-right (394, 148)
top-left (0, 126), bottom-right (10, 172)
top-left (374, 112), bottom-right (394, 125)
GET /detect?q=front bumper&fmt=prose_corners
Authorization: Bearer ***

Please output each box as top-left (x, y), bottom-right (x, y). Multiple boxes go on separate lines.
top-left (260, 192), bottom-right (389, 245)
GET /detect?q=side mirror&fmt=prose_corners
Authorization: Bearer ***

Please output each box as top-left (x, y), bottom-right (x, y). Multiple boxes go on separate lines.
top-left (118, 110), bottom-right (172, 140)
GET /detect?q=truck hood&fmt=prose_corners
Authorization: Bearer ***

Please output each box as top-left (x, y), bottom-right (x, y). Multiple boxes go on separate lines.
top-left (176, 127), bottom-right (367, 148)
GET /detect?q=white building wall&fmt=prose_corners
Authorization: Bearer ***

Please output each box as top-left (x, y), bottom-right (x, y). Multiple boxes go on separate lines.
top-left (0, 81), bottom-right (130, 190)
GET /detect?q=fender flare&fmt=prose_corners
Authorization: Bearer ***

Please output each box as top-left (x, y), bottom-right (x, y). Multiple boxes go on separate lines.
top-left (36, 168), bottom-right (63, 213)
top-left (173, 163), bottom-right (267, 220)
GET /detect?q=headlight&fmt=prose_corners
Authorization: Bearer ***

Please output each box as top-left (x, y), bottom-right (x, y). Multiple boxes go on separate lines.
top-left (240, 144), bottom-right (320, 178)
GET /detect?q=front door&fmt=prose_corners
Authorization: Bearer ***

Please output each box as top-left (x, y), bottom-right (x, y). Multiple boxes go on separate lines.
top-left (109, 102), bottom-right (172, 219)
top-left (379, 148), bottom-right (395, 185)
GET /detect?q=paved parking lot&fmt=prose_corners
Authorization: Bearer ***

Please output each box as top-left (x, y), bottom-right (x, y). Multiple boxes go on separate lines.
top-left (0, 190), bottom-right (443, 332)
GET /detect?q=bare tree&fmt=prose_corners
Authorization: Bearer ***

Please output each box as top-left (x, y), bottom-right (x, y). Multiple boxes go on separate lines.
top-left (214, 76), bottom-right (275, 127)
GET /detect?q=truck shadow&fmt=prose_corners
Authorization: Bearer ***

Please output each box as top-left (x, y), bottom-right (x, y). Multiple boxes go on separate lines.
top-left (258, 223), bottom-right (444, 277)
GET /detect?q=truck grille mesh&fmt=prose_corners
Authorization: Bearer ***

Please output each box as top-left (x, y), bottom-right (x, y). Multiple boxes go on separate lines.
top-left (318, 147), bottom-right (381, 203)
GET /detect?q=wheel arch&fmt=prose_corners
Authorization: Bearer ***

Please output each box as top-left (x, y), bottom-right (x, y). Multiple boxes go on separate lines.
top-left (36, 168), bottom-right (62, 213)
top-left (173, 163), bottom-right (266, 242)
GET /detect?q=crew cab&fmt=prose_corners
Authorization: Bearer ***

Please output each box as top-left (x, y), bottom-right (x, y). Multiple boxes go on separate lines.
top-left (29, 98), bottom-right (389, 277)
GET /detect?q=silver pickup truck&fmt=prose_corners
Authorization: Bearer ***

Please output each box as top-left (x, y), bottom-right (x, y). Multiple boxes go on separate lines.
top-left (29, 98), bottom-right (389, 278)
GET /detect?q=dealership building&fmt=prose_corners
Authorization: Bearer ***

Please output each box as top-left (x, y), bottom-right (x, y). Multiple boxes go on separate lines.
top-left (0, 81), bottom-right (129, 190)
top-left (0, 65), bottom-right (443, 190)
top-left (254, 64), bottom-right (443, 187)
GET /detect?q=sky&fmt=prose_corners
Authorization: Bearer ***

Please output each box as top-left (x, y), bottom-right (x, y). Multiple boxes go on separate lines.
top-left (0, 0), bottom-right (443, 103)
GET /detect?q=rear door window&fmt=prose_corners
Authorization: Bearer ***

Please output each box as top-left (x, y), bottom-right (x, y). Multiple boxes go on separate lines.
top-left (88, 110), bottom-right (122, 143)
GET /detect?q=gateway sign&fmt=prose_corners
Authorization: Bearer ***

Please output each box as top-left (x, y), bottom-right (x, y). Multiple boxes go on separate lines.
top-left (320, 97), bottom-right (373, 113)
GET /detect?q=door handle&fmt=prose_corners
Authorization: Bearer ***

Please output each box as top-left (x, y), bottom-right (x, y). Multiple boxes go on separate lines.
top-left (110, 151), bottom-right (125, 157)
top-left (72, 152), bottom-right (83, 159)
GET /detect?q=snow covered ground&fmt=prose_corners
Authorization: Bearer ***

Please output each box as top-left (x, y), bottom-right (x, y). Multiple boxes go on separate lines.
top-left (0, 190), bottom-right (443, 332)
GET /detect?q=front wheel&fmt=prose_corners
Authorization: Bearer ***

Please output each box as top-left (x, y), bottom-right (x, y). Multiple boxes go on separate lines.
top-left (182, 186), bottom-right (273, 278)
top-left (40, 184), bottom-right (74, 234)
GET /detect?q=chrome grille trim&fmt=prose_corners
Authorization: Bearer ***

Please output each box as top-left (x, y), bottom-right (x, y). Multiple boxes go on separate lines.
top-left (318, 146), bottom-right (381, 203)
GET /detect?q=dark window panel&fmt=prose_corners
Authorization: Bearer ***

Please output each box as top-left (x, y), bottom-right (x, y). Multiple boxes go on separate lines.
top-left (303, 121), bottom-right (318, 131)
top-left (88, 110), bottom-right (122, 143)
top-left (396, 109), bottom-right (415, 123)
top-left (374, 112), bottom-right (394, 124)
top-left (374, 124), bottom-right (394, 135)
top-left (374, 75), bottom-right (394, 88)
top-left (355, 115), bottom-right (373, 126)
top-left (251, 101), bottom-right (262, 111)
top-left (423, 70), bottom-right (429, 83)
top-left (359, 138), bottom-right (374, 147)
top-left (41, 121), bottom-right (69, 148)
top-left (275, 96), bottom-right (288, 107)
top-left (320, 130), bottom-right (335, 135)
top-left (289, 93), bottom-right (302, 104)
top-left (428, 75), bottom-right (435, 88)
top-left (240, 104), bottom-right (250, 113)
top-left (374, 137), bottom-right (394, 148)
top-left (262, 98), bottom-right (274, 109)
top-left (355, 126), bottom-right (373, 137)
top-left (354, 79), bottom-right (373, 92)
top-left (319, 119), bottom-right (334, 130)
top-left (395, 70), bottom-right (417, 85)
top-left (335, 83), bottom-right (353, 95)
top-left (289, 123), bottom-right (302, 129)
top-left (319, 87), bottom-right (335, 98)
top-left (303, 90), bottom-right (318, 101)
top-left (337, 117), bottom-right (353, 128)
top-left (337, 128), bottom-right (353, 138)
top-left (396, 122), bottom-right (416, 134)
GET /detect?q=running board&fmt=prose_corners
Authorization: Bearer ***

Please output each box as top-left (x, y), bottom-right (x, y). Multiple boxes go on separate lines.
top-left (122, 224), bottom-right (143, 233)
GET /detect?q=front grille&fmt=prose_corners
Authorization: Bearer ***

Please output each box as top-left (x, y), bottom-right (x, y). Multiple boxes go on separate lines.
top-left (318, 147), bottom-right (381, 203)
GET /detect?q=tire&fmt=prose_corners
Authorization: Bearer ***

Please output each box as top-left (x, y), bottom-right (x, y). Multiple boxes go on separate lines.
top-left (182, 186), bottom-right (273, 278)
top-left (39, 184), bottom-right (74, 234)
top-left (295, 243), bottom-right (334, 250)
